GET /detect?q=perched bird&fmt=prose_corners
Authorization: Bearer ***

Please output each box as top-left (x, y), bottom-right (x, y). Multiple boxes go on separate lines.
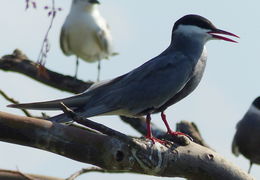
top-left (60, 0), bottom-right (116, 80)
top-left (8, 14), bottom-right (239, 142)
top-left (232, 97), bottom-right (260, 173)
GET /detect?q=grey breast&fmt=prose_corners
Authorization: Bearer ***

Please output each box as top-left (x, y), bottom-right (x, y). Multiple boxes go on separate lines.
top-left (154, 48), bottom-right (207, 113)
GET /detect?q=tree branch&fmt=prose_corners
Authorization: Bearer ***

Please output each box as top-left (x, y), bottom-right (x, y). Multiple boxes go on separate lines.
top-left (0, 169), bottom-right (63, 180)
top-left (0, 111), bottom-right (254, 180)
top-left (0, 89), bottom-right (32, 117)
top-left (0, 49), bottom-right (92, 94)
top-left (66, 167), bottom-right (123, 180)
top-left (176, 121), bottom-right (211, 148)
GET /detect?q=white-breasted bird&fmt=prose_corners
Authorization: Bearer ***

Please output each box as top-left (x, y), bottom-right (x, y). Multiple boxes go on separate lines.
top-left (60, 0), bottom-right (116, 80)
top-left (232, 97), bottom-right (260, 173)
top-left (9, 15), bottom-right (239, 143)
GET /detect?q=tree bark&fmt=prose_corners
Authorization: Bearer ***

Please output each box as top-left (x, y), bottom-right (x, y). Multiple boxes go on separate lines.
top-left (0, 49), bottom-right (92, 94)
top-left (0, 111), bottom-right (254, 180)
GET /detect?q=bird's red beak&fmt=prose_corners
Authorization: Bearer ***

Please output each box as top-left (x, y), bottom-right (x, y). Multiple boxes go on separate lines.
top-left (208, 29), bottom-right (239, 43)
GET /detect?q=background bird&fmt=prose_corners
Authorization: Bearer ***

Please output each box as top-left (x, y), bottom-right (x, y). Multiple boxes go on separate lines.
top-left (232, 96), bottom-right (260, 173)
top-left (8, 14), bottom-right (238, 143)
top-left (60, 0), bottom-right (116, 80)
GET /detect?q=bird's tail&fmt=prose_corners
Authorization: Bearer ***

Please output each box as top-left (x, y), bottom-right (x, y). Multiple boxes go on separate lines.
top-left (7, 93), bottom-right (90, 110)
top-left (47, 113), bottom-right (73, 123)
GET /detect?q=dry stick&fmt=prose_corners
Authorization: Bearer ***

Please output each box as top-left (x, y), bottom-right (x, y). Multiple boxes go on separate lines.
top-left (66, 167), bottom-right (125, 180)
top-left (15, 169), bottom-right (36, 180)
top-left (37, 0), bottom-right (56, 65)
top-left (0, 169), bottom-right (63, 180)
top-left (59, 102), bottom-right (134, 146)
top-left (0, 89), bottom-right (32, 117)
top-left (0, 89), bottom-right (49, 119)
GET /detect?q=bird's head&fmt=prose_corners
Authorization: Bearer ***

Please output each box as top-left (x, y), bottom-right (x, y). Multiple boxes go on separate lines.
top-left (88, 0), bottom-right (100, 4)
top-left (172, 14), bottom-right (239, 43)
top-left (252, 97), bottom-right (260, 110)
top-left (73, 0), bottom-right (100, 6)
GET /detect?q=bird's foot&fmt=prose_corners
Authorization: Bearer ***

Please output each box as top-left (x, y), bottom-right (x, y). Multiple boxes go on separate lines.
top-left (167, 130), bottom-right (193, 141)
top-left (145, 135), bottom-right (166, 144)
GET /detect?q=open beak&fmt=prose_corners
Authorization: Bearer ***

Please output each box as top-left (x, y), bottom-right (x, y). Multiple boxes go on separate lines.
top-left (208, 29), bottom-right (239, 43)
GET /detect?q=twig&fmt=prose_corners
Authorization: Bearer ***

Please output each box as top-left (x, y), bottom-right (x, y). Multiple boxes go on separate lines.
top-left (0, 169), bottom-right (36, 180)
top-left (59, 102), bottom-right (132, 144)
top-left (25, 0), bottom-right (37, 10)
top-left (66, 167), bottom-right (125, 180)
top-left (37, 0), bottom-right (56, 66)
top-left (16, 168), bottom-right (36, 180)
top-left (0, 169), bottom-right (63, 180)
top-left (0, 89), bottom-right (32, 117)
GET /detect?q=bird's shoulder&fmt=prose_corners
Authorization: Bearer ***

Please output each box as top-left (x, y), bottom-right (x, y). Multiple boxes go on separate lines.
top-left (126, 51), bottom-right (194, 80)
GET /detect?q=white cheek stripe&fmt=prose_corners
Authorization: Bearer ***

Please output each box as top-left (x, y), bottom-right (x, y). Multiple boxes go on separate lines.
top-left (175, 24), bottom-right (210, 34)
top-left (249, 105), bottom-right (260, 116)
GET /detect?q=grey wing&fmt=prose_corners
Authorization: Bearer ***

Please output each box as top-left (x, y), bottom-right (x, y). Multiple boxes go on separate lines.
top-left (48, 103), bottom-right (119, 123)
top-left (97, 53), bottom-right (195, 115)
top-left (232, 134), bottom-right (240, 156)
top-left (232, 119), bottom-right (242, 156)
top-left (60, 25), bottom-right (71, 56)
top-left (7, 92), bottom-right (92, 110)
top-left (7, 75), bottom-right (125, 111)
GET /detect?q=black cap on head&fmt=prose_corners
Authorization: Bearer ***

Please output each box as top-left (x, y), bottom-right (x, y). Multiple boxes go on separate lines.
top-left (89, 0), bottom-right (100, 4)
top-left (253, 96), bottom-right (260, 109)
top-left (173, 14), bottom-right (217, 31)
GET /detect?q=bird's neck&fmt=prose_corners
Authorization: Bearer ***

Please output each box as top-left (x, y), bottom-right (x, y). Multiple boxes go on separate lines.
top-left (248, 105), bottom-right (260, 116)
top-left (168, 33), bottom-right (207, 62)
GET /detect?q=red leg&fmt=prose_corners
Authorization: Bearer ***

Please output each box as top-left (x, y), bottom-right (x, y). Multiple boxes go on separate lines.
top-left (161, 111), bottom-right (193, 140)
top-left (145, 114), bottom-right (165, 144)
top-left (145, 114), bottom-right (152, 139)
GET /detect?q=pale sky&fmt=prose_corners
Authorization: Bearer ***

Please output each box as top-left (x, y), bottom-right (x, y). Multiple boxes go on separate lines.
top-left (0, 0), bottom-right (260, 180)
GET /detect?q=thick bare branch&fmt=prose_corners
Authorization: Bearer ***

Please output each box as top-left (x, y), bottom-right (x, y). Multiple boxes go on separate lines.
top-left (176, 121), bottom-right (211, 148)
top-left (0, 111), bottom-right (254, 180)
top-left (0, 49), bottom-right (92, 94)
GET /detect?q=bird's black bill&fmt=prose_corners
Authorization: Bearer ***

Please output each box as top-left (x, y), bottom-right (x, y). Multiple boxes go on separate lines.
top-left (208, 29), bottom-right (239, 43)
